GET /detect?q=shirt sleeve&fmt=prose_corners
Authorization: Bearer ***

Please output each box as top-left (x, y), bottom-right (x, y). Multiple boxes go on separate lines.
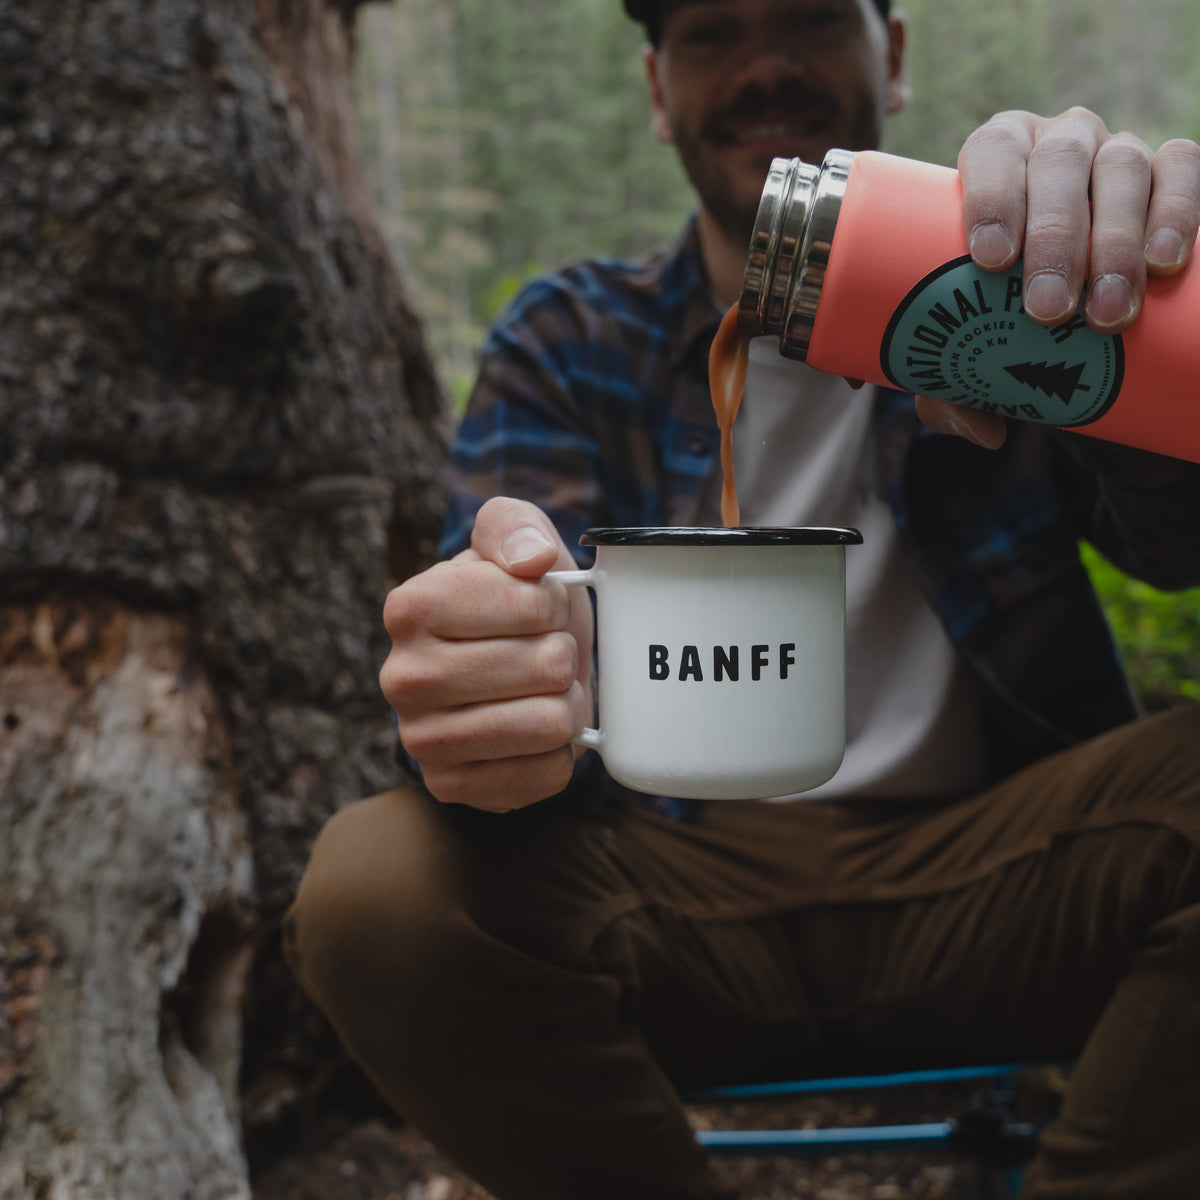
top-left (437, 274), bottom-right (606, 565)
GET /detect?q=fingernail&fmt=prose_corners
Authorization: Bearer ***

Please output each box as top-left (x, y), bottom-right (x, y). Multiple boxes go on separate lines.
top-left (1145, 228), bottom-right (1185, 269)
top-left (949, 413), bottom-right (994, 449)
top-left (1085, 274), bottom-right (1134, 329)
top-left (968, 222), bottom-right (1016, 269)
top-left (501, 526), bottom-right (553, 567)
top-left (949, 414), bottom-right (980, 445)
top-left (1023, 271), bottom-right (1074, 322)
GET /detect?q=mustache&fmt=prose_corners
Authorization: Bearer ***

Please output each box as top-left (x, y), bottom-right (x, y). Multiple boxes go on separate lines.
top-left (700, 78), bottom-right (836, 141)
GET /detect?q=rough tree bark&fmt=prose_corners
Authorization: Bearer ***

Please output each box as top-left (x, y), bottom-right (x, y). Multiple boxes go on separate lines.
top-left (0, 1), bottom-right (449, 1196)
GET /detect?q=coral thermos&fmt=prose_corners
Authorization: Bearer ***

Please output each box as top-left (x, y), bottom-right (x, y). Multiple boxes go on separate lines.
top-left (739, 150), bottom-right (1200, 463)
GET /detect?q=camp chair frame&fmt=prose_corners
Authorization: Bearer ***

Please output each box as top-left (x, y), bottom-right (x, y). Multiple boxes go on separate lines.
top-left (684, 1062), bottom-right (1055, 1199)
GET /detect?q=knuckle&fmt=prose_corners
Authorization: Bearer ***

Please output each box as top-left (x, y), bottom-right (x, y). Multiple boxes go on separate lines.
top-left (430, 753), bottom-right (573, 812)
top-left (967, 110), bottom-right (1028, 147)
top-left (1060, 104), bottom-right (1107, 132)
top-left (959, 115), bottom-right (1026, 168)
top-left (378, 654), bottom-right (431, 706)
top-left (537, 631), bottom-right (578, 692)
top-left (1154, 140), bottom-right (1200, 212)
top-left (471, 496), bottom-right (540, 552)
top-left (513, 578), bottom-right (562, 631)
top-left (526, 696), bottom-right (578, 749)
top-left (1096, 133), bottom-right (1152, 169)
top-left (1157, 137), bottom-right (1200, 170)
top-left (569, 678), bottom-right (594, 724)
top-left (476, 495), bottom-right (524, 526)
top-left (1044, 106), bottom-right (1108, 144)
top-left (425, 768), bottom-right (474, 809)
top-left (1024, 212), bottom-right (1084, 256)
top-left (382, 570), bottom-right (440, 636)
top-left (378, 655), bottom-right (402, 704)
top-left (394, 716), bottom-right (440, 762)
top-left (541, 747), bottom-right (576, 796)
top-left (381, 585), bottom-right (410, 636)
top-left (1028, 131), bottom-right (1093, 173)
top-left (471, 498), bottom-right (511, 544)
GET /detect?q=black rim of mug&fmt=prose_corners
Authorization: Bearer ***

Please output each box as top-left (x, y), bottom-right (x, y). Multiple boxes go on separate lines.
top-left (579, 526), bottom-right (863, 547)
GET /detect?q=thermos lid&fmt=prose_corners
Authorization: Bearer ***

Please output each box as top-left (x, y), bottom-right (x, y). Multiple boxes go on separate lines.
top-left (738, 149), bottom-right (854, 360)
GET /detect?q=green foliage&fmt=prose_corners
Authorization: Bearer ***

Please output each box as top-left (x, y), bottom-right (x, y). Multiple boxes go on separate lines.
top-left (1081, 542), bottom-right (1200, 708)
top-left (483, 262), bottom-right (547, 324)
top-left (887, 0), bottom-right (1053, 166)
top-left (356, 0), bottom-right (694, 374)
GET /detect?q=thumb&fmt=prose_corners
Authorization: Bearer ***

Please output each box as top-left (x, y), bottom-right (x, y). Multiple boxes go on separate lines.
top-left (913, 395), bottom-right (1007, 450)
top-left (470, 496), bottom-right (572, 578)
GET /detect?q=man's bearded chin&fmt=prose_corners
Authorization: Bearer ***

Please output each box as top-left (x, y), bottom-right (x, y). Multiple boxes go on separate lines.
top-left (675, 138), bottom-right (763, 249)
top-left (674, 84), bottom-right (886, 249)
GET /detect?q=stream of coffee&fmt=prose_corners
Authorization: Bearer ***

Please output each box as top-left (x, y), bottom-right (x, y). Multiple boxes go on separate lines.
top-left (707, 303), bottom-right (753, 527)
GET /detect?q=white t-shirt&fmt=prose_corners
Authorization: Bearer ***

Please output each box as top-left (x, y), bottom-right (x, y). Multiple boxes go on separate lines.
top-left (696, 336), bottom-right (986, 802)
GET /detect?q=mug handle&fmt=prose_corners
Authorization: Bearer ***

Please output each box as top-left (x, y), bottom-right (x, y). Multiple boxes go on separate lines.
top-left (544, 568), bottom-right (601, 751)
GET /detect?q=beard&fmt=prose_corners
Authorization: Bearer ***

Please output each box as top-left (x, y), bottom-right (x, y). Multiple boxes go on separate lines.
top-left (670, 77), bottom-right (885, 248)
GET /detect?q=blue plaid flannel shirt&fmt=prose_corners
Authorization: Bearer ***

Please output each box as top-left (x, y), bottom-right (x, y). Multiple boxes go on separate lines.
top-left (438, 217), bottom-right (1200, 800)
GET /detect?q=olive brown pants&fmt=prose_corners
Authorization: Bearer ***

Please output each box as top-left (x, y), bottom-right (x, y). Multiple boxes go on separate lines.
top-left (285, 705), bottom-right (1200, 1199)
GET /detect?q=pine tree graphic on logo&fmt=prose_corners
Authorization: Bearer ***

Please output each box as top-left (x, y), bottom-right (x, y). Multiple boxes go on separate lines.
top-left (1003, 360), bottom-right (1093, 406)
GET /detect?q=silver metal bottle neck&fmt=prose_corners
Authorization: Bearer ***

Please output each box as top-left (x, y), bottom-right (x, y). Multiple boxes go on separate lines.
top-left (737, 149), bottom-right (854, 360)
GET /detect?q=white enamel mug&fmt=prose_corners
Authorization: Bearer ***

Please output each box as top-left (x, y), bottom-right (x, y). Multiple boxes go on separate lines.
top-left (546, 526), bottom-right (862, 801)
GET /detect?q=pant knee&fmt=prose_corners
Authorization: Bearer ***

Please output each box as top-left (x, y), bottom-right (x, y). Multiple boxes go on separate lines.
top-left (284, 787), bottom-right (460, 1020)
top-left (1136, 704), bottom-right (1200, 840)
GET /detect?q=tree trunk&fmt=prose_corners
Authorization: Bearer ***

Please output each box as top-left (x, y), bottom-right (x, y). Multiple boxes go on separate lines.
top-left (0, 1), bottom-right (449, 1196)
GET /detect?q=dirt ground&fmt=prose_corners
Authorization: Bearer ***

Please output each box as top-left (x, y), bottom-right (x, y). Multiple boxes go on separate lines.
top-left (252, 1068), bottom-right (1066, 1200)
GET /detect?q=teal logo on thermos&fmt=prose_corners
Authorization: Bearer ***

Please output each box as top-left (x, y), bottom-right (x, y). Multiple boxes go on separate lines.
top-left (880, 256), bottom-right (1124, 425)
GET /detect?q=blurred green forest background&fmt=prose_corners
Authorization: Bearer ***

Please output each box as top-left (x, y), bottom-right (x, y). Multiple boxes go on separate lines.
top-left (354, 0), bottom-right (1200, 707)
